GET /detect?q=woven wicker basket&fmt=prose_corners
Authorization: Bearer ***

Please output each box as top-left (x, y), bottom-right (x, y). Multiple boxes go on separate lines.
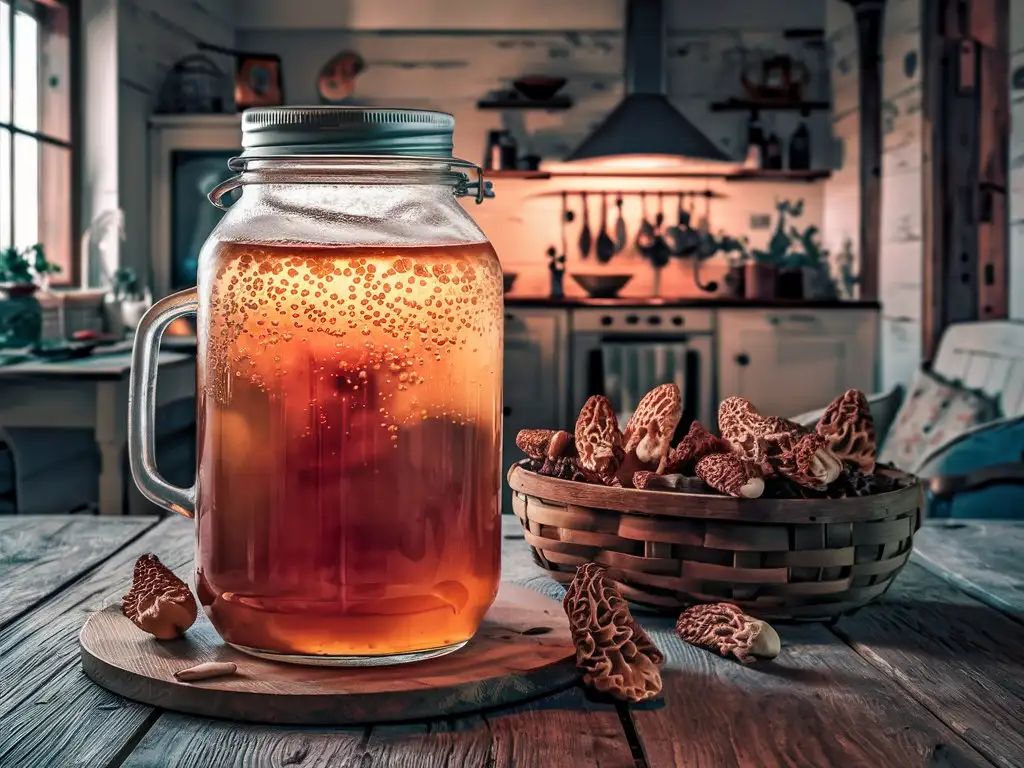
top-left (507, 462), bottom-right (923, 622)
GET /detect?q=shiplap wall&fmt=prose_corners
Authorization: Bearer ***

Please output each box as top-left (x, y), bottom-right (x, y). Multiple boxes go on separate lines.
top-left (1011, 0), bottom-right (1024, 319)
top-left (228, 0), bottom-right (831, 298)
top-left (824, 0), bottom-right (923, 392)
top-left (878, 0), bottom-right (924, 391)
top-left (115, 0), bottom-right (235, 285)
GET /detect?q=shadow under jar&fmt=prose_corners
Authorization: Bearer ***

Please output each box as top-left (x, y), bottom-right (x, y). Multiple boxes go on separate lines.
top-left (129, 108), bottom-right (504, 666)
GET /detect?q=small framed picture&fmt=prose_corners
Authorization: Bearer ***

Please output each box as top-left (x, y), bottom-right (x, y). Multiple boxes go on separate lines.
top-left (235, 53), bottom-right (283, 110)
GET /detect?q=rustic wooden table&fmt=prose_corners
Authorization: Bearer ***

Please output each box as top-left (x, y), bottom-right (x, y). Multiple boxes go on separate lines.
top-left (1, 515), bottom-right (1021, 768)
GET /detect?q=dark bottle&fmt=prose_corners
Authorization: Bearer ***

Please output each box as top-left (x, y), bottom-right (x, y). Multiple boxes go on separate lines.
top-left (788, 122), bottom-right (811, 170)
top-left (484, 131), bottom-right (503, 170)
top-left (484, 130), bottom-right (518, 171)
top-left (744, 111), bottom-right (765, 169)
top-left (763, 132), bottom-right (783, 170)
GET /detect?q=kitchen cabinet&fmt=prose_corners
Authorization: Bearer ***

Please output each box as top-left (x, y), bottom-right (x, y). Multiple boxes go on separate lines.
top-left (717, 309), bottom-right (879, 419)
top-left (501, 308), bottom-right (569, 514)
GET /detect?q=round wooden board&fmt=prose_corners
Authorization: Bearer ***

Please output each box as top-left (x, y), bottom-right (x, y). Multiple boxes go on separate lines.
top-left (80, 583), bottom-right (579, 725)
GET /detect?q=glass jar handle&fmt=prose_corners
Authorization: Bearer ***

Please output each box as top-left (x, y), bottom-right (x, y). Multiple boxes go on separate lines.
top-left (128, 288), bottom-right (198, 518)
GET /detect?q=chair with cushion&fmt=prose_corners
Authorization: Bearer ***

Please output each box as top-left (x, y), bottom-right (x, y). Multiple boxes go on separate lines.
top-left (792, 320), bottom-right (1024, 520)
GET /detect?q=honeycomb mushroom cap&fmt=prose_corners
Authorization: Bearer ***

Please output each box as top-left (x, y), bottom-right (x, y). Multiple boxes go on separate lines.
top-left (816, 389), bottom-right (877, 473)
top-left (516, 429), bottom-right (576, 460)
top-left (694, 453), bottom-right (764, 498)
top-left (122, 553), bottom-right (198, 640)
top-left (574, 396), bottom-right (625, 480)
top-left (664, 421), bottom-right (733, 474)
top-left (563, 563), bottom-right (664, 702)
top-left (676, 602), bottom-right (781, 664)
top-left (623, 384), bottom-right (683, 471)
top-left (719, 397), bottom-right (842, 489)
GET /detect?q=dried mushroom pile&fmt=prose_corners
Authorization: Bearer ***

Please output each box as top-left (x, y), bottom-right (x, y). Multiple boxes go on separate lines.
top-left (517, 386), bottom-right (905, 499)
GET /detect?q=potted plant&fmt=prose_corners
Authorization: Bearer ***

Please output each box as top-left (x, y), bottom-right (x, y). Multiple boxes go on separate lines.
top-left (108, 266), bottom-right (153, 335)
top-left (0, 244), bottom-right (60, 347)
top-left (788, 224), bottom-right (838, 300)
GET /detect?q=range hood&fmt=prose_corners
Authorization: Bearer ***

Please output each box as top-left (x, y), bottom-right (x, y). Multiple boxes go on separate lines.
top-left (565, 0), bottom-right (731, 166)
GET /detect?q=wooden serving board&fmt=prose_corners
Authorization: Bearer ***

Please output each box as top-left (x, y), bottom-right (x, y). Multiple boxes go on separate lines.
top-left (79, 584), bottom-right (579, 725)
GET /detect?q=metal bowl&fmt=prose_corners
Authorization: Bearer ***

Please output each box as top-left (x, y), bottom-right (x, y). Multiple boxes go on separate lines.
top-left (570, 273), bottom-right (633, 299)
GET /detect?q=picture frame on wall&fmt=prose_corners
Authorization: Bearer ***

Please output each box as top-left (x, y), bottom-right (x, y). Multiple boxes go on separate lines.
top-left (235, 53), bottom-right (284, 110)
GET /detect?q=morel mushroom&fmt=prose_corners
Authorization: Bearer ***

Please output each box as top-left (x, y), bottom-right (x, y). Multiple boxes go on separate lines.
top-left (816, 389), bottom-right (877, 473)
top-left (622, 383), bottom-right (683, 473)
top-left (694, 453), bottom-right (764, 498)
top-left (676, 602), bottom-right (781, 664)
top-left (718, 397), bottom-right (842, 489)
top-left (516, 428), bottom-right (576, 460)
top-left (122, 554), bottom-right (198, 640)
top-left (663, 421), bottom-right (732, 474)
top-left (563, 563), bottom-right (664, 703)
top-left (574, 396), bottom-right (625, 482)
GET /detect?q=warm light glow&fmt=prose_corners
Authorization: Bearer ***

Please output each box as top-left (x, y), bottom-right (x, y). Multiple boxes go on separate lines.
top-left (545, 153), bottom-right (742, 176)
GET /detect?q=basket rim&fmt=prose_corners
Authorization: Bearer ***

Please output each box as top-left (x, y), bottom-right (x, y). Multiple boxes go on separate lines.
top-left (507, 462), bottom-right (922, 524)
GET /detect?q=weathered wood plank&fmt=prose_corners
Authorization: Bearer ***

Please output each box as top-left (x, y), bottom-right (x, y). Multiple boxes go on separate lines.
top-left (834, 562), bottom-right (1024, 768)
top-left (629, 618), bottom-right (992, 768)
top-left (0, 516), bottom-right (192, 768)
top-left (913, 522), bottom-right (1024, 620)
top-left (121, 687), bottom-right (635, 768)
top-left (0, 515), bottom-right (157, 630)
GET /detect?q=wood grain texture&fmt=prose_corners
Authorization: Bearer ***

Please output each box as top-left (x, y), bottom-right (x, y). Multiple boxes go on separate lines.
top-left (834, 562), bottom-right (1024, 768)
top-left (0, 516), bottom-right (192, 768)
top-left (121, 686), bottom-right (635, 768)
top-left (81, 585), bottom-right (579, 725)
top-left (0, 515), bottom-right (156, 629)
top-left (631, 618), bottom-right (993, 768)
top-left (913, 522), bottom-right (1024, 621)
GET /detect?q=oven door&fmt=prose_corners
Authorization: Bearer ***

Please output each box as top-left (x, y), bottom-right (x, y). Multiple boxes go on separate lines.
top-left (572, 332), bottom-right (715, 435)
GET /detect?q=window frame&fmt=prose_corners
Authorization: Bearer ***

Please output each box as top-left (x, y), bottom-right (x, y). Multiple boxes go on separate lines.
top-left (1, 0), bottom-right (80, 286)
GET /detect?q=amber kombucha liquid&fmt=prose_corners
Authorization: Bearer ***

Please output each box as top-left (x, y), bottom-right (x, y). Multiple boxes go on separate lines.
top-left (194, 241), bottom-right (503, 658)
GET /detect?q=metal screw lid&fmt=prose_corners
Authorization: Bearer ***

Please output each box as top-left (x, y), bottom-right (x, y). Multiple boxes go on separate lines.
top-left (240, 106), bottom-right (456, 158)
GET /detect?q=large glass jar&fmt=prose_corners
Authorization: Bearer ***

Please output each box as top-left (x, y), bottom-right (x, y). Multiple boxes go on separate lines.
top-left (129, 108), bottom-right (503, 665)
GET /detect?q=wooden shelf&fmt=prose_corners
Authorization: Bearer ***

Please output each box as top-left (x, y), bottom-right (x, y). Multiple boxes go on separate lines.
top-left (483, 169), bottom-right (830, 183)
top-left (726, 169), bottom-right (831, 182)
top-left (710, 98), bottom-right (831, 113)
top-left (486, 170), bottom-right (552, 179)
top-left (476, 96), bottom-right (573, 111)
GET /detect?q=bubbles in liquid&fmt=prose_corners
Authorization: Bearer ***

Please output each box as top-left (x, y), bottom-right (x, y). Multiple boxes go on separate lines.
top-left (197, 241), bottom-right (504, 657)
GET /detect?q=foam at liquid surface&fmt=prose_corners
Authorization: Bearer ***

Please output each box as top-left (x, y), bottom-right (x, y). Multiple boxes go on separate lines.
top-left (195, 241), bottom-right (504, 657)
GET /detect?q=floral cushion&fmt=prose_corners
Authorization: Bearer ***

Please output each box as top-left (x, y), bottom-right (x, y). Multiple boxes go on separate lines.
top-left (878, 369), bottom-right (1001, 473)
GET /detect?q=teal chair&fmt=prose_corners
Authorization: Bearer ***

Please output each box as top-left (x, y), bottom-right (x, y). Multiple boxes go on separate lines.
top-left (793, 321), bottom-right (1024, 521)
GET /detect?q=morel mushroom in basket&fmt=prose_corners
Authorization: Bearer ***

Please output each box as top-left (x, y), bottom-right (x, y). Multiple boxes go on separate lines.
top-left (514, 385), bottom-right (901, 500)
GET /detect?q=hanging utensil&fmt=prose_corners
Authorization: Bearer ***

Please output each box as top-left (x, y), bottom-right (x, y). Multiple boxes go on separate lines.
top-left (613, 195), bottom-right (627, 252)
top-left (664, 192), bottom-right (685, 255)
top-left (674, 192), bottom-right (700, 257)
top-left (578, 192), bottom-right (592, 259)
top-left (596, 192), bottom-right (616, 263)
top-left (635, 192), bottom-right (655, 252)
top-left (697, 189), bottom-right (716, 260)
top-left (649, 192), bottom-right (671, 270)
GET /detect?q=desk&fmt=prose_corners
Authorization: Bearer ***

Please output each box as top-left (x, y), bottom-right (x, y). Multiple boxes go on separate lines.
top-left (0, 347), bottom-right (195, 514)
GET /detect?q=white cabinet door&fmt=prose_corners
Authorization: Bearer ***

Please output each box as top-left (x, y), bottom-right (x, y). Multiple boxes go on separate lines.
top-left (501, 308), bottom-right (568, 513)
top-left (717, 309), bottom-right (879, 419)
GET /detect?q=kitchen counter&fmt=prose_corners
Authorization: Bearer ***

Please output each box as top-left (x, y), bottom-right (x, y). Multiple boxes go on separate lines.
top-left (503, 296), bottom-right (882, 309)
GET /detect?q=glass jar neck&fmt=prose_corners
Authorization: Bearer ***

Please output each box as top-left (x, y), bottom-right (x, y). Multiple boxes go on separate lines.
top-left (209, 154), bottom-right (493, 210)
